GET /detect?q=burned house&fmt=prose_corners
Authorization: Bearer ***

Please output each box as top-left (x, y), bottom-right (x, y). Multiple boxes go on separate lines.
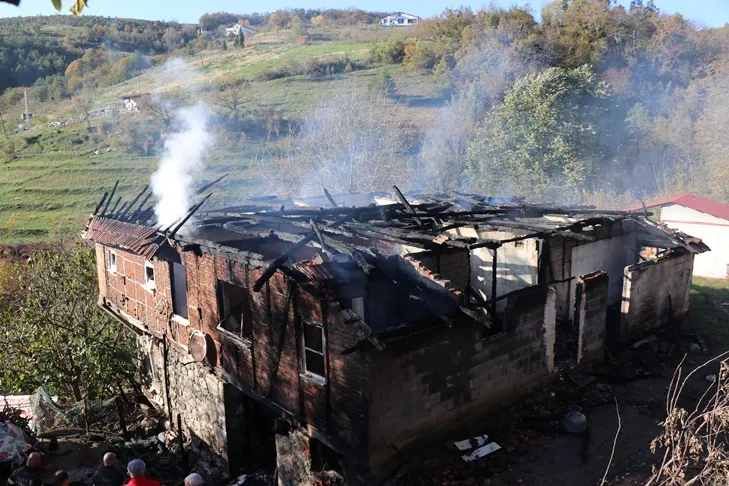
top-left (82, 185), bottom-right (708, 484)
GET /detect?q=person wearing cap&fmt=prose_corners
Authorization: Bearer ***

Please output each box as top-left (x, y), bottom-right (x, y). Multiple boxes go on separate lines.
top-left (126, 459), bottom-right (160, 486)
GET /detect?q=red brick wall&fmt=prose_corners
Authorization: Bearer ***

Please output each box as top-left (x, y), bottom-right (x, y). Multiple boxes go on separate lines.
top-left (97, 244), bottom-right (369, 461)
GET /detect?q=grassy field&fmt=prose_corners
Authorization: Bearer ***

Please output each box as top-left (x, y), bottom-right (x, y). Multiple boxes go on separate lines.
top-left (0, 27), bottom-right (444, 244)
top-left (689, 276), bottom-right (729, 347)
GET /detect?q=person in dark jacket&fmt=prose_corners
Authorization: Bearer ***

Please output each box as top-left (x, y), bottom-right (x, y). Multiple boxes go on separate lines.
top-left (7, 453), bottom-right (42, 486)
top-left (92, 453), bottom-right (125, 486)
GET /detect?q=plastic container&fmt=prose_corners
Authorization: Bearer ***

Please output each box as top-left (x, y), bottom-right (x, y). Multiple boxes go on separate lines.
top-left (563, 405), bottom-right (587, 434)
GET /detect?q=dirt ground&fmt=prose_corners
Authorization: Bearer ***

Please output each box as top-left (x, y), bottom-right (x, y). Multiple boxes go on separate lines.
top-left (407, 277), bottom-right (729, 486)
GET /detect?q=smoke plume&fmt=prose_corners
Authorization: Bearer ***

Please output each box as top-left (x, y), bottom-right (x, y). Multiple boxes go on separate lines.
top-left (151, 102), bottom-right (212, 230)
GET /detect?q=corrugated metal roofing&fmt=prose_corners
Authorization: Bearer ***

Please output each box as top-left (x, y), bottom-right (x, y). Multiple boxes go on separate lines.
top-left (84, 216), bottom-right (164, 259)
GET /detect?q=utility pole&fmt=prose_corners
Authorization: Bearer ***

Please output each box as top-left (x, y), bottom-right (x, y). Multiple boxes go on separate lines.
top-left (0, 108), bottom-right (7, 139)
top-left (24, 90), bottom-right (31, 130)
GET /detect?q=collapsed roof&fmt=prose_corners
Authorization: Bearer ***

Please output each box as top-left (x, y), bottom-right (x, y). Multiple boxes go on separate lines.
top-left (83, 183), bottom-right (709, 335)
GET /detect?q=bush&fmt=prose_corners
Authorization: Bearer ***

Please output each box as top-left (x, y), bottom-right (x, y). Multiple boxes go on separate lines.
top-left (369, 68), bottom-right (396, 96)
top-left (255, 59), bottom-right (303, 80)
top-left (296, 35), bottom-right (310, 45)
top-left (369, 40), bottom-right (406, 64)
top-left (403, 40), bottom-right (438, 71)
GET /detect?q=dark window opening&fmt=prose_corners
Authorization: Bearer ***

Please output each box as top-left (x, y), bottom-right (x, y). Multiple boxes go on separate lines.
top-left (218, 280), bottom-right (253, 340)
top-left (171, 262), bottom-right (188, 319)
top-left (303, 322), bottom-right (325, 378)
top-left (145, 263), bottom-right (155, 288)
top-left (108, 250), bottom-right (117, 272)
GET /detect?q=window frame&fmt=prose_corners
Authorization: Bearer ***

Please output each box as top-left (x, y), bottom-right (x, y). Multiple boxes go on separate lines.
top-left (144, 262), bottom-right (156, 290)
top-left (107, 250), bottom-right (117, 273)
top-left (216, 279), bottom-right (253, 345)
top-left (301, 320), bottom-right (326, 383)
top-left (170, 261), bottom-right (189, 322)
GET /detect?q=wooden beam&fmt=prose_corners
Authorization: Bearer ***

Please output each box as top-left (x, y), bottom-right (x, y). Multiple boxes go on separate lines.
top-left (168, 193), bottom-right (212, 237)
top-left (118, 185), bottom-right (148, 221)
top-left (323, 188), bottom-right (338, 208)
top-left (92, 192), bottom-right (108, 216)
top-left (392, 185), bottom-right (423, 227)
top-left (196, 173), bottom-right (228, 195)
top-left (101, 180), bottom-right (118, 216)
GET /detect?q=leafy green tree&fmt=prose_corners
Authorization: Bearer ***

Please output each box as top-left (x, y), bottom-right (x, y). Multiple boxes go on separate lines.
top-left (221, 39), bottom-right (228, 51)
top-left (0, 241), bottom-right (136, 402)
top-left (467, 65), bottom-right (608, 197)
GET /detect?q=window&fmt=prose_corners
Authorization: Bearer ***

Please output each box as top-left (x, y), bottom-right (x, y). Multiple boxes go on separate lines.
top-left (107, 250), bottom-right (117, 273)
top-left (303, 322), bottom-right (325, 379)
top-left (398, 18), bottom-right (404, 24)
top-left (171, 262), bottom-right (188, 320)
top-left (217, 280), bottom-right (252, 340)
top-left (144, 262), bottom-right (155, 289)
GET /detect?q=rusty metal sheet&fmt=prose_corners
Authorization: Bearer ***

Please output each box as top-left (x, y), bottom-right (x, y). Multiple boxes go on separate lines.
top-left (84, 216), bottom-right (163, 259)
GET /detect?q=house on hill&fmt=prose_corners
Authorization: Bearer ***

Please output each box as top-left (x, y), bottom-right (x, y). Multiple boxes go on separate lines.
top-left (380, 12), bottom-right (420, 26)
top-left (83, 188), bottom-right (707, 484)
top-left (119, 93), bottom-right (150, 111)
top-left (225, 23), bottom-right (256, 37)
top-left (626, 193), bottom-right (729, 279)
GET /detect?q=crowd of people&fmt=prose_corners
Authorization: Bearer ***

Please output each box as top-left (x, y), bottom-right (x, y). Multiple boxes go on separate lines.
top-left (5, 452), bottom-right (206, 486)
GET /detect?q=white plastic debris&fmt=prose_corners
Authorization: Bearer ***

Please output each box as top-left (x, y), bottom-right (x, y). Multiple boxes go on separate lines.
top-left (461, 442), bottom-right (502, 462)
top-left (455, 434), bottom-right (489, 451)
top-left (454, 434), bottom-right (501, 462)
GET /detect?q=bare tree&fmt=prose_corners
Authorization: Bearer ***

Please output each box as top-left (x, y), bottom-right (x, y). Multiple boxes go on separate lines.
top-left (260, 82), bottom-right (415, 196)
top-left (142, 93), bottom-right (183, 128)
top-left (73, 92), bottom-right (94, 130)
top-left (214, 82), bottom-right (248, 119)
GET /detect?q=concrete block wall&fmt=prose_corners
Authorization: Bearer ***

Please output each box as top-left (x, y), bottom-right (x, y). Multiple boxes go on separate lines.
top-left (367, 286), bottom-right (555, 472)
top-left (577, 271), bottom-right (608, 364)
top-left (621, 252), bottom-right (694, 341)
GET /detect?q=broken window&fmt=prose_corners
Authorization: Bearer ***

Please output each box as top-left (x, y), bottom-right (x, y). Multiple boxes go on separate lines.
top-left (108, 250), bottom-right (117, 273)
top-left (144, 262), bottom-right (155, 289)
top-left (217, 280), bottom-right (253, 340)
top-left (171, 262), bottom-right (188, 320)
top-left (302, 322), bottom-right (325, 379)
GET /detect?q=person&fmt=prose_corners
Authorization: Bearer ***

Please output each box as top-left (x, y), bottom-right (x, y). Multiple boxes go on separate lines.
top-left (52, 470), bottom-right (70, 486)
top-left (7, 452), bottom-right (42, 486)
top-left (126, 459), bottom-right (160, 486)
top-left (92, 452), bottom-right (126, 486)
top-left (184, 473), bottom-right (204, 486)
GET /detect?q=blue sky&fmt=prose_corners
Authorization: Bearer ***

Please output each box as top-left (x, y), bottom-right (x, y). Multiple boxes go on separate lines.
top-left (1, 0), bottom-right (728, 27)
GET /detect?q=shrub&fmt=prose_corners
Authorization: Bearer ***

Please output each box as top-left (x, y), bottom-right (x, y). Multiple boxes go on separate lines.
top-left (369, 40), bottom-right (406, 64)
top-left (296, 35), bottom-right (310, 45)
top-left (403, 40), bottom-right (438, 71)
top-left (369, 68), bottom-right (396, 96)
top-left (255, 59), bottom-right (303, 80)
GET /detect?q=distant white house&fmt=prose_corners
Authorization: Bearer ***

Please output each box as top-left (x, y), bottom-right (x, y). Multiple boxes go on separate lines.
top-left (120, 93), bottom-right (150, 111)
top-left (225, 23), bottom-right (256, 37)
top-left (381, 12), bottom-right (420, 27)
top-left (625, 193), bottom-right (729, 279)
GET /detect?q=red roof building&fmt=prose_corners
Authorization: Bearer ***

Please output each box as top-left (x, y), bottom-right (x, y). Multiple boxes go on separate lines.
top-left (626, 193), bottom-right (727, 279)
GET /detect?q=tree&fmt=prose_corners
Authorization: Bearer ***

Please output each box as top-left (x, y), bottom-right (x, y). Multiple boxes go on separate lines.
top-left (0, 241), bottom-right (136, 402)
top-left (221, 39), bottom-right (228, 51)
top-left (0, 0), bottom-right (88, 15)
top-left (73, 92), bottom-right (94, 129)
top-left (214, 82), bottom-right (247, 119)
top-left (467, 65), bottom-right (609, 198)
top-left (261, 82), bottom-right (414, 196)
top-left (142, 92), bottom-right (183, 128)
top-left (368, 68), bottom-right (396, 97)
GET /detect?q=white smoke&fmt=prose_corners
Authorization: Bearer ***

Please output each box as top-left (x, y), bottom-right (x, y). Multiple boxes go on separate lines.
top-left (151, 102), bottom-right (212, 230)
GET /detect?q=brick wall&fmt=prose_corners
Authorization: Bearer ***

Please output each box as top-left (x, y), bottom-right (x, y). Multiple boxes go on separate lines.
top-left (366, 286), bottom-right (556, 472)
top-left (620, 252), bottom-right (694, 341)
top-left (97, 244), bottom-right (370, 472)
top-left (404, 248), bottom-right (469, 294)
top-left (577, 271), bottom-right (608, 364)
